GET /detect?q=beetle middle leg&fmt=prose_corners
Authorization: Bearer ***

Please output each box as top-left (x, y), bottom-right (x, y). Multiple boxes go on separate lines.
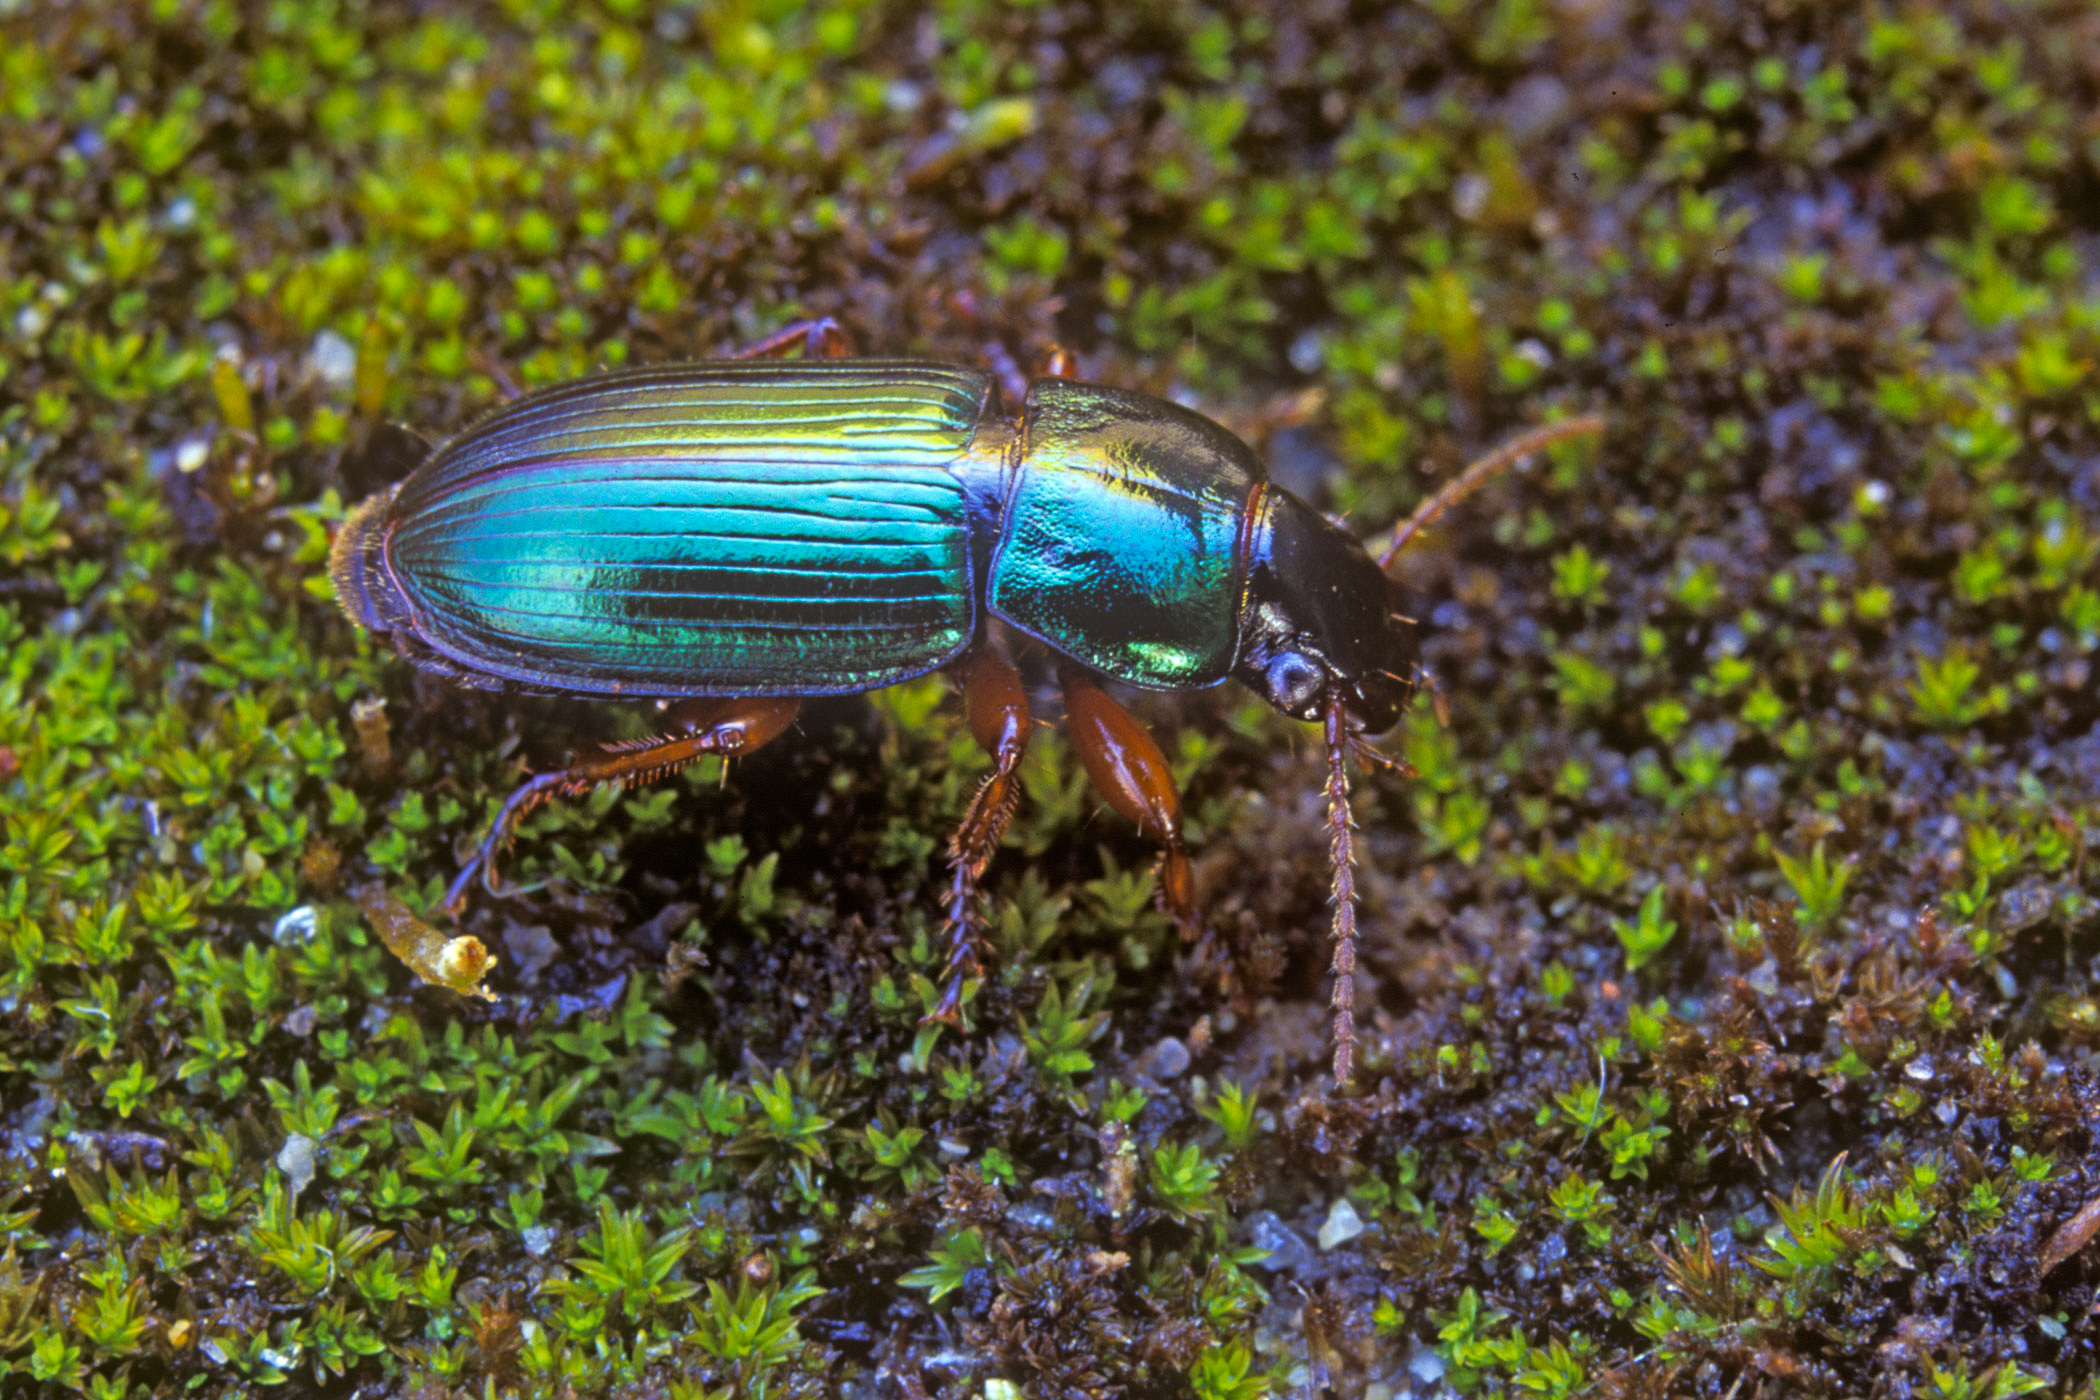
top-left (1060, 669), bottom-right (1198, 940)
top-left (446, 697), bottom-right (801, 913)
top-left (930, 650), bottom-right (1034, 1025)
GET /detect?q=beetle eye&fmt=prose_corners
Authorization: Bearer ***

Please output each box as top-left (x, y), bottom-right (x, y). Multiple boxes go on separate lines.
top-left (1264, 654), bottom-right (1323, 715)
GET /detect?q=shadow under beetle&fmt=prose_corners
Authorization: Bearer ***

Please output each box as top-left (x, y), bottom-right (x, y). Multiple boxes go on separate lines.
top-left (331, 319), bottom-right (1601, 1082)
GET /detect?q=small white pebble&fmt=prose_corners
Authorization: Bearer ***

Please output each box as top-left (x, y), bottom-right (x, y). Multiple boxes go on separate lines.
top-left (308, 328), bottom-right (358, 389)
top-left (271, 906), bottom-right (318, 945)
top-left (1318, 1197), bottom-right (1366, 1251)
top-left (276, 1133), bottom-right (318, 1200)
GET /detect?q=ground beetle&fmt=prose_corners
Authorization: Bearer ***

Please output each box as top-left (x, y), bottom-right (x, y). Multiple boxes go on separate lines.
top-left (331, 320), bottom-right (1600, 1082)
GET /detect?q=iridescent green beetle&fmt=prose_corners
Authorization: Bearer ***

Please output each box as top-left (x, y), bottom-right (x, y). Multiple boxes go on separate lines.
top-left (332, 320), bottom-right (1599, 1081)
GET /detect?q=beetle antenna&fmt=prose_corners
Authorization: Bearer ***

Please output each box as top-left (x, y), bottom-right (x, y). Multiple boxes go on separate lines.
top-left (1374, 413), bottom-right (1605, 571)
top-left (1324, 696), bottom-right (1362, 1086)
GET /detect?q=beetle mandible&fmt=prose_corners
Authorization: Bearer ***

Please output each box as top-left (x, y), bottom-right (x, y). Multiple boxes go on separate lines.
top-left (330, 319), bottom-right (1601, 1082)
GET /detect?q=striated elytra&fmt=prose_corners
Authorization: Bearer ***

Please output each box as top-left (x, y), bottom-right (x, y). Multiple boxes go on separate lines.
top-left (332, 321), bottom-right (1600, 1082)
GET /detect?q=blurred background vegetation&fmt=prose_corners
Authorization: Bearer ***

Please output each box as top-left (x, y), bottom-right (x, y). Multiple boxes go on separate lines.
top-left (4, 0), bottom-right (2100, 1395)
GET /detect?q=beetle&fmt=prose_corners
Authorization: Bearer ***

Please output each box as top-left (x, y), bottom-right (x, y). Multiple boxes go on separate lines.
top-left (331, 319), bottom-right (1600, 1081)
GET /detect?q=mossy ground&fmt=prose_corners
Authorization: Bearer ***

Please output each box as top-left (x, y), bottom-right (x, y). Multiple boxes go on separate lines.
top-left (5, 1), bottom-right (2100, 1396)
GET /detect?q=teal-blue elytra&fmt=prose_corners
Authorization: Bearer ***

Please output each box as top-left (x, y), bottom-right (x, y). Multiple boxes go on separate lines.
top-left (339, 361), bottom-right (998, 695)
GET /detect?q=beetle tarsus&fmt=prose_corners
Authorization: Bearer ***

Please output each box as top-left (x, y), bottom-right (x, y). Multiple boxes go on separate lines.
top-left (933, 822), bottom-right (999, 1024)
top-left (1155, 847), bottom-right (1198, 943)
top-left (444, 853), bottom-right (486, 916)
top-left (926, 965), bottom-right (970, 1028)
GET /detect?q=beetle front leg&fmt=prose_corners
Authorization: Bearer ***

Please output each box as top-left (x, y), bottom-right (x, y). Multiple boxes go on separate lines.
top-left (1060, 669), bottom-right (1198, 939)
top-left (930, 650), bottom-right (1034, 1026)
top-left (447, 696), bottom-right (801, 914)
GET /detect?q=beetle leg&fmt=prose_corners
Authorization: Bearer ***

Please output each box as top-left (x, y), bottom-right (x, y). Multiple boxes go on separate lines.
top-left (722, 317), bottom-right (857, 361)
top-left (1322, 696), bottom-right (1363, 1086)
top-left (1060, 669), bottom-right (1198, 940)
top-left (446, 697), bottom-right (801, 914)
top-left (929, 650), bottom-right (1034, 1025)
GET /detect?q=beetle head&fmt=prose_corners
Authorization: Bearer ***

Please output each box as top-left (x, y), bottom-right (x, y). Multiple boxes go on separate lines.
top-left (1234, 488), bottom-right (1416, 734)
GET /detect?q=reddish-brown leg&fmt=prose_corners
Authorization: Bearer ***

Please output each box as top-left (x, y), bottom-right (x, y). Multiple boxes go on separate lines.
top-left (722, 317), bottom-right (856, 361)
top-left (1060, 670), bottom-right (1198, 938)
top-left (447, 697), bottom-right (801, 913)
top-left (1323, 698), bottom-right (1364, 1086)
top-left (929, 650), bottom-right (1034, 1025)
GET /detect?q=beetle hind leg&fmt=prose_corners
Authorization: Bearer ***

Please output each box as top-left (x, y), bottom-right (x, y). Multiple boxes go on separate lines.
top-left (1060, 670), bottom-right (1200, 941)
top-left (930, 651), bottom-right (1034, 1026)
top-left (446, 697), bottom-right (801, 914)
